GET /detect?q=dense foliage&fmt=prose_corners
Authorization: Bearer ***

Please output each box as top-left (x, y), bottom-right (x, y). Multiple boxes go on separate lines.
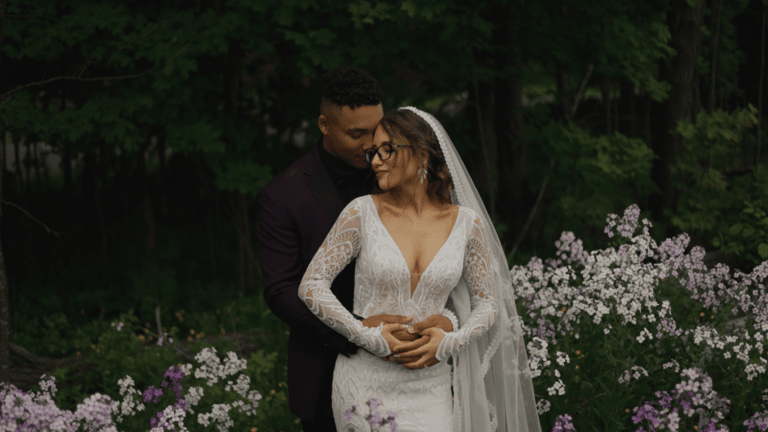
top-left (1, 0), bottom-right (767, 430)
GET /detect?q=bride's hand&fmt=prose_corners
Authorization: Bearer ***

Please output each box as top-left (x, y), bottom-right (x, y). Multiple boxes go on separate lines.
top-left (379, 320), bottom-right (413, 360)
top-left (391, 327), bottom-right (445, 370)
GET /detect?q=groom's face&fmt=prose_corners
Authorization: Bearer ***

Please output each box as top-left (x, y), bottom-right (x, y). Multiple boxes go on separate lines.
top-left (318, 103), bottom-right (383, 169)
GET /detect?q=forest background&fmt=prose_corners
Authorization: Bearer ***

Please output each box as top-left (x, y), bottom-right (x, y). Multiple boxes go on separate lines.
top-left (1, 0), bottom-right (767, 430)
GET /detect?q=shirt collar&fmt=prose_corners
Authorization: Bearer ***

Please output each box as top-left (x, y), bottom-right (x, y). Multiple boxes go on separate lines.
top-left (317, 135), bottom-right (370, 185)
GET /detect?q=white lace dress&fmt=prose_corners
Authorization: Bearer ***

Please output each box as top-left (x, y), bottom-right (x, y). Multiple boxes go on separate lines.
top-left (298, 195), bottom-right (499, 432)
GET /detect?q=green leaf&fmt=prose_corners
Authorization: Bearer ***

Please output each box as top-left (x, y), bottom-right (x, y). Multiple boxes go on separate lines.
top-left (730, 224), bottom-right (743, 236)
top-left (213, 160), bottom-right (273, 197)
top-left (758, 244), bottom-right (768, 259)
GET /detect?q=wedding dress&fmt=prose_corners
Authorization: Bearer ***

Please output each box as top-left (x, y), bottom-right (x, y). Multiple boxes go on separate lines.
top-left (299, 194), bottom-right (498, 431)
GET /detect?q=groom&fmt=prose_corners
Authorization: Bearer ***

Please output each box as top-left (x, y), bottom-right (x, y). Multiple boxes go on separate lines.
top-left (257, 66), bottom-right (455, 431)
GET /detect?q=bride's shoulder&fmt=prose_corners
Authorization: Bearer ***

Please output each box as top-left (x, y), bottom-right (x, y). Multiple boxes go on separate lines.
top-left (457, 206), bottom-right (484, 225)
top-left (342, 195), bottom-right (369, 214)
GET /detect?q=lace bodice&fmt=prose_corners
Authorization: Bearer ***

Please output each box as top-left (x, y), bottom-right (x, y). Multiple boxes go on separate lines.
top-left (298, 195), bottom-right (499, 362)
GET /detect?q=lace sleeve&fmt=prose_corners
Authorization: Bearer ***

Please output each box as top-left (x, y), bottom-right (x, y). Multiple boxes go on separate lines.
top-left (441, 307), bottom-right (459, 333)
top-left (298, 199), bottom-right (391, 357)
top-left (435, 214), bottom-right (499, 362)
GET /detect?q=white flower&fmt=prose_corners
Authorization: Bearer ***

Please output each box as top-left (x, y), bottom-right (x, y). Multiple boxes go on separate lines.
top-left (636, 328), bottom-right (653, 344)
top-left (536, 399), bottom-right (551, 415)
top-left (547, 379), bottom-right (566, 396)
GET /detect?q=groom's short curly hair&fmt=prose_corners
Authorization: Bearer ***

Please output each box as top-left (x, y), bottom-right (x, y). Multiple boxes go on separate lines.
top-left (320, 66), bottom-right (382, 121)
top-left (373, 109), bottom-right (454, 205)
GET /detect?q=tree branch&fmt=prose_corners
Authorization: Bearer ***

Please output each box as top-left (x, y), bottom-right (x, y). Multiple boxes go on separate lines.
top-left (569, 63), bottom-right (594, 119)
top-left (0, 199), bottom-right (62, 237)
top-left (722, 166), bottom-right (754, 177)
top-left (509, 158), bottom-right (555, 258)
top-left (5, 14), bottom-right (55, 18)
top-left (0, 39), bottom-right (193, 109)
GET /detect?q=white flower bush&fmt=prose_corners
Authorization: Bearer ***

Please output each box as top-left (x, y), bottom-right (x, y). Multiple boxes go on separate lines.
top-left (510, 204), bottom-right (768, 430)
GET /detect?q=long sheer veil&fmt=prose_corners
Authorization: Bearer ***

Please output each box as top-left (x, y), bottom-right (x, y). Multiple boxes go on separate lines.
top-left (399, 106), bottom-right (541, 432)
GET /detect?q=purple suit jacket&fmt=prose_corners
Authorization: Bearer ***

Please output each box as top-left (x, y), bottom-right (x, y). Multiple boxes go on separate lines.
top-left (257, 137), bottom-right (372, 421)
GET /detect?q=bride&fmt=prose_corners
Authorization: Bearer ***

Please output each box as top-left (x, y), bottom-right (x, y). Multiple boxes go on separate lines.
top-left (298, 106), bottom-right (541, 432)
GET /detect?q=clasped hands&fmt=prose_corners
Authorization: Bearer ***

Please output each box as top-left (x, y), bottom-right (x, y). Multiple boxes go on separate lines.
top-left (361, 314), bottom-right (453, 370)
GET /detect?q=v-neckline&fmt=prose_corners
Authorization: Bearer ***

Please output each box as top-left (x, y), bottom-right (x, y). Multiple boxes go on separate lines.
top-left (368, 195), bottom-right (461, 301)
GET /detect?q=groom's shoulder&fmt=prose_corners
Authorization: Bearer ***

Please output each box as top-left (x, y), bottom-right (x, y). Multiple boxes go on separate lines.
top-left (260, 149), bottom-right (316, 197)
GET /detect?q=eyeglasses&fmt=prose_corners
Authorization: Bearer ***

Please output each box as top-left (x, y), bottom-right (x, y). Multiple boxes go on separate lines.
top-left (364, 143), bottom-right (414, 163)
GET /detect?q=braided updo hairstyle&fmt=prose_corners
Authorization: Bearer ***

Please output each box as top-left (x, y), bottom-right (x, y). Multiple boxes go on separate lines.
top-left (372, 109), bottom-right (454, 205)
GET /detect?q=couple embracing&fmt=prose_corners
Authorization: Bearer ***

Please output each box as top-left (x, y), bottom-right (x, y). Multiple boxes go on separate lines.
top-left (257, 66), bottom-right (541, 432)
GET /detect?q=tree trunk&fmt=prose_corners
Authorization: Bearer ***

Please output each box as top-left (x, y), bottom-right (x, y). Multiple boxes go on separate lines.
top-left (239, 201), bottom-right (245, 295)
top-left (23, 138), bottom-right (31, 199)
top-left (13, 137), bottom-right (21, 195)
top-left (84, 150), bottom-right (108, 262)
top-left (1, 131), bottom-right (5, 175)
top-left (207, 197), bottom-right (218, 285)
top-left (467, 39), bottom-right (497, 222)
top-left (619, 81), bottom-right (637, 138)
top-left (493, 2), bottom-right (533, 252)
top-left (644, 89), bottom-right (652, 143)
top-left (649, 0), bottom-right (705, 238)
top-left (62, 147), bottom-right (73, 226)
top-left (242, 193), bottom-right (253, 291)
top-left (758, 2), bottom-right (766, 167)
top-left (157, 134), bottom-right (169, 222)
top-left (33, 140), bottom-right (41, 194)
top-left (0, 0), bottom-right (11, 388)
top-left (136, 145), bottom-right (156, 252)
top-left (709, 0), bottom-right (724, 114)
top-left (0, 126), bottom-right (8, 386)
top-left (601, 76), bottom-right (612, 135)
top-left (464, 48), bottom-right (497, 220)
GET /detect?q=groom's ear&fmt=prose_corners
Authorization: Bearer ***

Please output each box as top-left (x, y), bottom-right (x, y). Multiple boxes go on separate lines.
top-left (318, 114), bottom-right (329, 136)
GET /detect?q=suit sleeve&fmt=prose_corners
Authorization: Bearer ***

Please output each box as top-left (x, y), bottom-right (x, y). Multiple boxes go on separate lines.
top-left (435, 214), bottom-right (500, 362)
top-left (257, 187), bottom-right (353, 354)
top-left (297, 199), bottom-right (392, 357)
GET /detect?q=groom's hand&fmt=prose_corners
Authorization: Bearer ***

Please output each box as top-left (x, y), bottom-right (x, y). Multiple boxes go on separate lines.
top-left (362, 313), bottom-right (414, 330)
top-left (409, 314), bottom-right (454, 334)
top-left (380, 314), bottom-right (453, 366)
top-left (389, 314), bottom-right (451, 367)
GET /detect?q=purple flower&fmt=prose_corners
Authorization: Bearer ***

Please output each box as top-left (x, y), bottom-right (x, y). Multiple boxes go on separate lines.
top-left (143, 385), bottom-right (163, 404)
top-left (388, 419), bottom-right (399, 432)
top-left (386, 410), bottom-right (398, 420)
top-left (367, 410), bottom-right (383, 427)
top-left (368, 397), bottom-right (383, 410)
top-left (344, 409), bottom-right (354, 422)
top-left (553, 413), bottom-right (576, 432)
top-left (631, 404), bottom-right (660, 428)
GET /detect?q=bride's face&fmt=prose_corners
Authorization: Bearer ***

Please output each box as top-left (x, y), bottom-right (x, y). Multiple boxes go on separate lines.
top-left (368, 125), bottom-right (426, 192)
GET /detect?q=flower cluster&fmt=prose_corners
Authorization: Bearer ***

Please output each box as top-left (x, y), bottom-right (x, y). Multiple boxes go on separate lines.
top-left (618, 366), bottom-right (649, 386)
top-left (0, 343), bottom-right (263, 432)
top-left (630, 367), bottom-right (730, 432)
top-left (344, 398), bottom-right (398, 432)
top-left (507, 203), bottom-right (768, 431)
top-left (512, 203), bottom-right (768, 390)
top-left (552, 413), bottom-right (576, 432)
top-left (536, 398), bottom-right (552, 415)
top-left (1, 378), bottom-right (118, 432)
top-left (526, 337), bottom-right (551, 378)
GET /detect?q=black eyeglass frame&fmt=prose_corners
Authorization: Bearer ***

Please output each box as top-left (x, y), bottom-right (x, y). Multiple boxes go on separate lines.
top-left (364, 143), bottom-right (414, 163)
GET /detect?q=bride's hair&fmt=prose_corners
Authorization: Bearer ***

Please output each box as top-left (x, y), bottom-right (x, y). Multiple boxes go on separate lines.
top-left (372, 109), bottom-right (454, 205)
